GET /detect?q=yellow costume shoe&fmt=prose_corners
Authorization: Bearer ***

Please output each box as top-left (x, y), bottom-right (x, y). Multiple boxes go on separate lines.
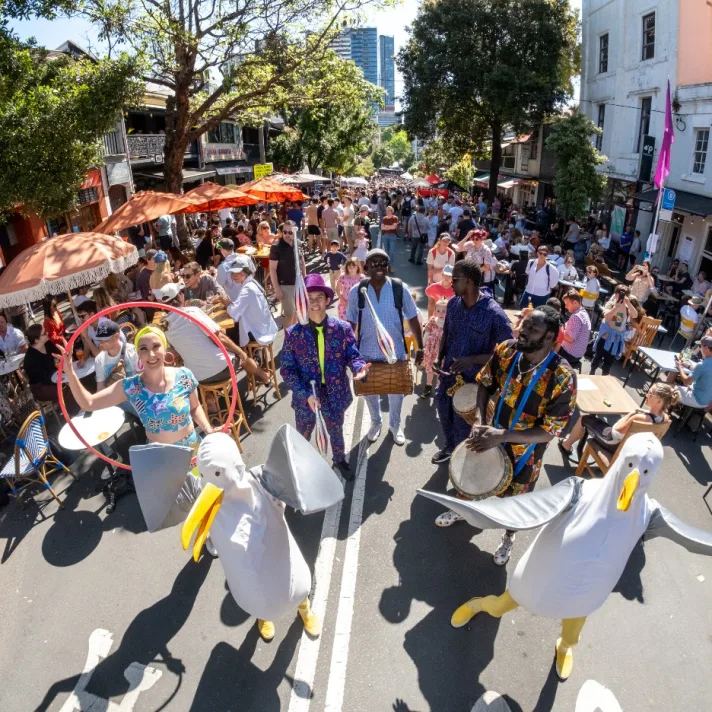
top-left (257, 619), bottom-right (275, 642)
top-left (451, 598), bottom-right (484, 628)
top-left (555, 637), bottom-right (574, 681)
top-left (297, 599), bottom-right (321, 637)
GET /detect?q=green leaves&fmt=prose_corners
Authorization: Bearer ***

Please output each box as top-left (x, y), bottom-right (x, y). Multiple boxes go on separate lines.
top-left (546, 111), bottom-right (607, 218)
top-left (0, 29), bottom-right (142, 217)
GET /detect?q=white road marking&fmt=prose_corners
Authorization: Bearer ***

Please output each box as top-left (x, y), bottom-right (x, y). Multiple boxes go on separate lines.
top-left (59, 628), bottom-right (162, 712)
top-left (323, 410), bottom-right (370, 712)
top-left (575, 680), bottom-right (623, 712)
top-left (287, 399), bottom-right (361, 712)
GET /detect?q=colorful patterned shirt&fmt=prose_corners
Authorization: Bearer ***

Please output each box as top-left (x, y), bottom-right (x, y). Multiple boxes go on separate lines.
top-left (477, 340), bottom-right (576, 494)
top-left (122, 366), bottom-right (198, 435)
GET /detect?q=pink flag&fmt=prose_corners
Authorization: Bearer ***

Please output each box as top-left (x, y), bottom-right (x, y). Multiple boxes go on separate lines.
top-left (654, 80), bottom-right (675, 189)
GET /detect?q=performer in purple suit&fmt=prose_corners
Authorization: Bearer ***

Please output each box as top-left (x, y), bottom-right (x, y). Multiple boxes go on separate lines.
top-left (280, 274), bottom-right (370, 479)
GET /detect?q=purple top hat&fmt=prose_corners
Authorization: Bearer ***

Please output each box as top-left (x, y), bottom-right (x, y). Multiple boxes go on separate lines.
top-left (304, 273), bottom-right (335, 302)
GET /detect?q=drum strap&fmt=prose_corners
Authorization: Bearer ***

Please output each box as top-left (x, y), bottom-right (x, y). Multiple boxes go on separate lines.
top-left (494, 350), bottom-right (556, 477)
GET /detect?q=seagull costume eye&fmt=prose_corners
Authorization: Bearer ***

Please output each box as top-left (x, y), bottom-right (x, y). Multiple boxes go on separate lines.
top-left (643, 469), bottom-right (649, 475)
top-left (215, 470), bottom-right (221, 477)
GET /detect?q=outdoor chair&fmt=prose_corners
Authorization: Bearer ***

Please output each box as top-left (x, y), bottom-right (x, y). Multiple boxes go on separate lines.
top-left (575, 418), bottom-right (670, 479)
top-left (119, 322), bottom-right (137, 341)
top-left (622, 316), bottom-right (662, 367)
top-left (0, 410), bottom-right (76, 508)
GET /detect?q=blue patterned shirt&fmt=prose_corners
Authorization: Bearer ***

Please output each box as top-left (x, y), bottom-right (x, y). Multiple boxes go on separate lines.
top-left (345, 279), bottom-right (419, 362)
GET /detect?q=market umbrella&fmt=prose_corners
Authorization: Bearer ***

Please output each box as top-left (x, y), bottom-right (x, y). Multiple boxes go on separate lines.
top-left (283, 173), bottom-right (325, 184)
top-left (0, 233), bottom-right (139, 308)
top-left (94, 190), bottom-right (205, 234)
top-left (409, 178), bottom-right (432, 189)
top-left (425, 173), bottom-right (442, 185)
top-left (178, 182), bottom-right (259, 213)
top-left (238, 176), bottom-right (307, 202)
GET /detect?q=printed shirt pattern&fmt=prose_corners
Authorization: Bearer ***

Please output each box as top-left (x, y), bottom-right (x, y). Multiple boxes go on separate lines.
top-left (477, 340), bottom-right (576, 493)
top-left (122, 366), bottom-right (198, 435)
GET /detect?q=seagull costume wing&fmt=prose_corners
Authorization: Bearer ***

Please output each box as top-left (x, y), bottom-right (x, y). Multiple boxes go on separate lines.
top-left (644, 501), bottom-right (712, 556)
top-left (417, 477), bottom-right (582, 531)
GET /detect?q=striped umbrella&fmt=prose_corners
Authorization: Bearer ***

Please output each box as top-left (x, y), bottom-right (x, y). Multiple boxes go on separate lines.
top-left (360, 287), bottom-right (398, 364)
top-left (311, 381), bottom-right (330, 456)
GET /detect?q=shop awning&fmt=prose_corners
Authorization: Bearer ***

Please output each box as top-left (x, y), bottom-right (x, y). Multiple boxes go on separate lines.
top-left (634, 187), bottom-right (712, 217)
top-left (80, 169), bottom-right (102, 189)
top-left (498, 179), bottom-right (519, 189)
top-left (473, 173), bottom-right (490, 184)
top-left (134, 169), bottom-right (217, 182)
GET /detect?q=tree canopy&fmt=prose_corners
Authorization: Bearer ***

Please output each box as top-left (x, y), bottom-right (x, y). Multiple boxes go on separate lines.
top-left (269, 61), bottom-right (380, 175)
top-left (545, 111), bottom-right (607, 218)
top-left (0, 10), bottom-right (141, 218)
top-left (398, 0), bottom-right (579, 198)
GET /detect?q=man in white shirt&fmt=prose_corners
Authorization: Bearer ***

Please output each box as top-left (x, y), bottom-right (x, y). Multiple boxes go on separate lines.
top-left (358, 192), bottom-right (370, 208)
top-left (550, 245), bottom-right (565, 268)
top-left (448, 200), bottom-right (464, 235)
top-left (341, 196), bottom-right (356, 253)
top-left (521, 245), bottom-right (559, 307)
top-left (692, 271), bottom-right (710, 298)
top-left (0, 312), bottom-right (27, 354)
top-left (94, 319), bottom-right (139, 390)
top-left (215, 238), bottom-right (244, 304)
top-left (158, 282), bottom-right (269, 385)
top-left (225, 255), bottom-right (279, 347)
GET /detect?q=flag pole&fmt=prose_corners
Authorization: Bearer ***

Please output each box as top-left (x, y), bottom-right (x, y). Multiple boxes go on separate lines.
top-left (649, 183), bottom-right (664, 263)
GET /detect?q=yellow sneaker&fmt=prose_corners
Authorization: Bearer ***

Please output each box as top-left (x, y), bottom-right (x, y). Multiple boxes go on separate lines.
top-left (555, 638), bottom-right (574, 681)
top-left (257, 619), bottom-right (275, 642)
top-left (451, 598), bottom-right (483, 628)
top-left (297, 600), bottom-right (321, 637)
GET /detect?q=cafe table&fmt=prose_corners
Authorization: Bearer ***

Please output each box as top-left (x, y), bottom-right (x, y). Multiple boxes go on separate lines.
top-left (52, 358), bottom-right (95, 384)
top-left (576, 375), bottom-right (639, 416)
top-left (622, 346), bottom-right (679, 402)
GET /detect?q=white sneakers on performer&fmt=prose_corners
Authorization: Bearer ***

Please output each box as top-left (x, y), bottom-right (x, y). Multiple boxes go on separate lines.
top-left (367, 422), bottom-right (382, 443)
top-left (493, 532), bottom-right (515, 566)
top-left (205, 537), bottom-right (218, 559)
top-left (435, 510), bottom-right (464, 527)
top-left (389, 427), bottom-right (405, 446)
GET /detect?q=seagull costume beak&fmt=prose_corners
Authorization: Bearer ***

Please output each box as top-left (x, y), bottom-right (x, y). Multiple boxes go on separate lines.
top-left (617, 469), bottom-right (640, 512)
top-left (181, 483), bottom-right (224, 561)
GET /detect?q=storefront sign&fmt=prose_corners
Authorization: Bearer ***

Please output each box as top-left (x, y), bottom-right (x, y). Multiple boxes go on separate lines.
top-left (679, 234), bottom-right (695, 265)
top-left (204, 143), bottom-right (245, 162)
top-left (639, 135), bottom-right (655, 182)
top-left (253, 163), bottom-right (273, 179)
top-left (215, 165), bottom-right (253, 176)
top-left (106, 161), bottom-right (132, 186)
top-left (659, 189), bottom-right (676, 222)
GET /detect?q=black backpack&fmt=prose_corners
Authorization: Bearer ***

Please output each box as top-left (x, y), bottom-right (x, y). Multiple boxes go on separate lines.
top-left (356, 277), bottom-right (407, 355)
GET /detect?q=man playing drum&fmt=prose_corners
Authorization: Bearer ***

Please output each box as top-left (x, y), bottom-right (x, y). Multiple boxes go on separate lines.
top-left (432, 259), bottom-right (513, 527)
top-left (468, 306), bottom-right (576, 565)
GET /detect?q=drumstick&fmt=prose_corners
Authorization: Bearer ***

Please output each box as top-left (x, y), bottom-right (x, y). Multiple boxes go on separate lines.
top-left (294, 234), bottom-right (310, 326)
top-left (310, 380), bottom-right (330, 456)
top-left (359, 287), bottom-right (397, 364)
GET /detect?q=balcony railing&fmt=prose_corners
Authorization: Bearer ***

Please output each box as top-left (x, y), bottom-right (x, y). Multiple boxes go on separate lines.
top-left (126, 134), bottom-right (199, 161)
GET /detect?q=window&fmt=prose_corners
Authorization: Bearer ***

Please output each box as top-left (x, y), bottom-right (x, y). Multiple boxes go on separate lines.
top-left (529, 134), bottom-right (539, 160)
top-left (599, 33), bottom-right (609, 73)
top-left (596, 104), bottom-right (606, 151)
top-left (693, 129), bottom-right (709, 174)
top-left (637, 97), bottom-right (652, 153)
top-left (502, 144), bottom-right (515, 169)
top-left (642, 12), bottom-right (655, 60)
top-left (208, 122), bottom-right (237, 144)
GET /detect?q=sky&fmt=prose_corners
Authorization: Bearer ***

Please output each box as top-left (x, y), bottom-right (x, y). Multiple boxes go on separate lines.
top-left (11, 0), bottom-right (582, 103)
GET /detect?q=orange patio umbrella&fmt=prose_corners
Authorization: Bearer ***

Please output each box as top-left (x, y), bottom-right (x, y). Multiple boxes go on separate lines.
top-left (238, 176), bottom-right (308, 202)
top-left (0, 233), bottom-right (139, 308)
top-left (94, 190), bottom-right (205, 234)
top-left (178, 182), bottom-right (259, 213)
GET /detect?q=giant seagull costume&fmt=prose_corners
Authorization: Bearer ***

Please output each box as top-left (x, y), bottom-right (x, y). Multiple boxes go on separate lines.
top-left (418, 432), bottom-right (712, 680)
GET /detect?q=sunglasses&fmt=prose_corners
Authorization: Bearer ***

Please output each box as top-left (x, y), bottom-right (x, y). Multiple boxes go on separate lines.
top-left (368, 260), bottom-right (389, 268)
top-left (283, 231), bottom-right (294, 236)
top-left (538, 250), bottom-right (548, 255)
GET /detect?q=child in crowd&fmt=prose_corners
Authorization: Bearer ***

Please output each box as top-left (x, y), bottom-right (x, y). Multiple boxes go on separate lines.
top-left (336, 258), bottom-right (362, 321)
top-left (353, 228), bottom-right (370, 268)
top-left (324, 240), bottom-right (347, 292)
top-left (581, 265), bottom-right (601, 311)
top-left (420, 298), bottom-right (448, 399)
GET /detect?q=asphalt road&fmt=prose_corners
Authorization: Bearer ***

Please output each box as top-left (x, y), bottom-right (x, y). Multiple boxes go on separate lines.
top-left (1, 237), bottom-right (711, 712)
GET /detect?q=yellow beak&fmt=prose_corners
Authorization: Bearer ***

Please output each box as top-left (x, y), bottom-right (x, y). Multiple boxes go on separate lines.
top-left (181, 483), bottom-right (224, 561)
top-left (616, 470), bottom-right (640, 512)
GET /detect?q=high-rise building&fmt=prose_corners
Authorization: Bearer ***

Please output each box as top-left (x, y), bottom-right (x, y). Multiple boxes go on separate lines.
top-left (332, 27), bottom-right (378, 87)
top-left (379, 35), bottom-right (395, 111)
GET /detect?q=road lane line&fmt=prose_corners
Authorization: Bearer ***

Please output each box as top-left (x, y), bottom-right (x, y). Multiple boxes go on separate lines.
top-left (323, 410), bottom-right (370, 712)
top-left (288, 398), bottom-right (361, 712)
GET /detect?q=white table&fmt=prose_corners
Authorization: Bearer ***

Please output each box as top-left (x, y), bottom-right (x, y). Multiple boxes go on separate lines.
top-left (52, 358), bottom-right (95, 384)
top-left (58, 406), bottom-right (126, 450)
top-left (558, 279), bottom-right (609, 296)
top-left (682, 290), bottom-right (696, 298)
top-left (0, 353), bottom-right (25, 377)
top-left (627, 346), bottom-right (679, 403)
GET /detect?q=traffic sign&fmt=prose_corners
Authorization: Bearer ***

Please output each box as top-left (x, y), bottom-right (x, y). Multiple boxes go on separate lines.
top-left (662, 188), bottom-right (676, 211)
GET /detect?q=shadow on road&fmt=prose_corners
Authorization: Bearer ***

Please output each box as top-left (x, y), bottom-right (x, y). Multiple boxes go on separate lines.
top-left (32, 556), bottom-right (212, 712)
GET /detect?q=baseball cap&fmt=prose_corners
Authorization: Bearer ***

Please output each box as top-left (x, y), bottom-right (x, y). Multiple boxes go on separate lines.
top-left (225, 254), bottom-right (253, 273)
top-left (154, 251), bottom-right (168, 264)
top-left (701, 336), bottom-right (712, 349)
top-left (359, 205), bottom-right (370, 212)
top-left (95, 320), bottom-right (120, 341)
top-left (442, 264), bottom-right (454, 277)
top-left (218, 238), bottom-right (234, 250)
top-left (145, 249), bottom-right (157, 261)
top-left (330, 239), bottom-right (340, 245)
top-left (158, 282), bottom-right (184, 302)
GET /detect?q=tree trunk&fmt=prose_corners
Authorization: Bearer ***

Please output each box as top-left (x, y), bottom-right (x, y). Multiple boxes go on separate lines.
top-left (488, 120), bottom-right (502, 203)
top-left (258, 123), bottom-right (266, 164)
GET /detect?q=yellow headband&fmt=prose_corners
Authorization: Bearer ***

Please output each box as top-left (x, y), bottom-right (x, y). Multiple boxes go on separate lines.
top-left (134, 325), bottom-right (167, 350)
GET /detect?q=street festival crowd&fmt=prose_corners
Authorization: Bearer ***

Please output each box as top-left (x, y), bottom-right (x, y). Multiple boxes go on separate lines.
top-left (2, 177), bottom-right (712, 678)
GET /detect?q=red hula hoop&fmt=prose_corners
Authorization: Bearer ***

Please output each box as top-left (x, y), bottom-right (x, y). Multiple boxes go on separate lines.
top-left (56, 301), bottom-right (239, 471)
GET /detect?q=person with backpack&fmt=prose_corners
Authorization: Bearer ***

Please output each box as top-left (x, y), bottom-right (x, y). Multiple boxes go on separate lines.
top-left (520, 245), bottom-right (559, 308)
top-left (346, 249), bottom-right (424, 446)
top-left (407, 206), bottom-right (431, 265)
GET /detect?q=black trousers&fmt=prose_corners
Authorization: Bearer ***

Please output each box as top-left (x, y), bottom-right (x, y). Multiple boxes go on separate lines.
top-left (590, 337), bottom-right (615, 376)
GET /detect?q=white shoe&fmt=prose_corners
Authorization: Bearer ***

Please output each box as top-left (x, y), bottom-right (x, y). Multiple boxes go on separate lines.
top-left (389, 427), bottom-right (405, 446)
top-left (367, 422), bottom-right (382, 443)
top-left (493, 532), bottom-right (515, 566)
top-left (435, 510), bottom-right (464, 527)
top-left (205, 537), bottom-right (218, 559)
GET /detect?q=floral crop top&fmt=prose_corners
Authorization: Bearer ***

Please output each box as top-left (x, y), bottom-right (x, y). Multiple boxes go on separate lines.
top-left (122, 367), bottom-right (198, 435)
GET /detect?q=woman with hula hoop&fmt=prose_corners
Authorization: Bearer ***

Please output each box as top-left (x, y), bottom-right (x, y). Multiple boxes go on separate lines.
top-left (59, 324), bottom-right (218, 455)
